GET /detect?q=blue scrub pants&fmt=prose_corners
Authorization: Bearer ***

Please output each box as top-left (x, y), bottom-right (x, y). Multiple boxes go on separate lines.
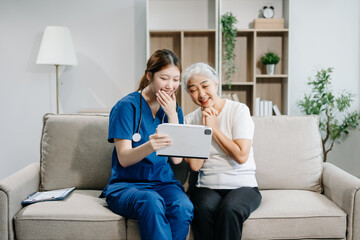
top-left (106, 183), bottom-right (193, 240)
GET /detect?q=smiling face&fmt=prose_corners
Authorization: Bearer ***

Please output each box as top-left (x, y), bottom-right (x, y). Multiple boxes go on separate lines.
top-left (147, 65), bottom-right (180, 96)
top-left (187, 74), bottom-right (220, 108)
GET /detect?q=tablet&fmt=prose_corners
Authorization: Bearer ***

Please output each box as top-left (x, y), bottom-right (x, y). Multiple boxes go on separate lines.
top-left (156, 123), bottom-right (212, 159)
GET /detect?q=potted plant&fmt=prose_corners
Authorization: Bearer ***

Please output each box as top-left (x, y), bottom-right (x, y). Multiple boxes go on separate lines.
top-left (221, 12), bottom-right (238, 88)
top-left (297, 67), bottom-right (360, 162)
top-left (261, 51), bottom-right (280, 75)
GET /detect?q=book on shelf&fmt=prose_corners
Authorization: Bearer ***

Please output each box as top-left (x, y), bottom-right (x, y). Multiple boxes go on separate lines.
top-left (222, 93), bottom-right (240, 102)
top-left (260, 100), bottom-right (266, 116)
top-left (222, 93), bottom-right (232, 100)
top-left (254, 98), bottom-right (280, 116)
top-left (231, 93), bottom-right (239, 102)
top-left (273, 104), bottom-right (281, 116)
top-left (255, 98), bottom-right (260, 116)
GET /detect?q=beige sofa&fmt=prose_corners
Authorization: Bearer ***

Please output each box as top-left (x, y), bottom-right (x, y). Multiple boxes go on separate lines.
top-left (1, 113), bottom-right (359, 240)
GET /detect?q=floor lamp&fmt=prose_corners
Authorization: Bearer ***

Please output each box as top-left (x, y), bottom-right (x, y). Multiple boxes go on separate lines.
top-left (36, 26), bottom-right (78, 114)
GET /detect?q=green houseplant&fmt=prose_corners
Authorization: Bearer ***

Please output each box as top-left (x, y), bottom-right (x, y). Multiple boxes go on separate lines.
top-left (221, 12), bottom-right (238, 87)
top-left (297, 67), bottom-right (360, 162)
top-left (261, 51), bottom-right (280, 75)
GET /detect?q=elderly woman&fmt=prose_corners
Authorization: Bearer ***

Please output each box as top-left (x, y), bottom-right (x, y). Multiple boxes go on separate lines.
top-left (182, 63), bottom-right (262, 240)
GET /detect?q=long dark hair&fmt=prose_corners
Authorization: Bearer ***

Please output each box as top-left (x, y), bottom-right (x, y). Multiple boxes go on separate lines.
top-left (137, 49), bottom-right (181, 91)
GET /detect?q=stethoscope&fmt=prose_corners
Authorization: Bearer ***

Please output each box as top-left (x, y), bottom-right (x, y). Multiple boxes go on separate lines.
top-left (132, 88), bottom-right (179, 142)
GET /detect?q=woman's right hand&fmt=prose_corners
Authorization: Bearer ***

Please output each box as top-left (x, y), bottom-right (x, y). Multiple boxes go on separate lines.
top-left (156, 90), bottom-right (178, 123)
top-left (148, 132), bottom-right (172, 151)
top-left (115, 132), bottom-right (172, 167)
top-left (201, 107), bottom-right (218, 127)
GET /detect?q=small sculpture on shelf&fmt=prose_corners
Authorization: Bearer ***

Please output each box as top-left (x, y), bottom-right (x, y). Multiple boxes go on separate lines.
top-left (261, 51), bottom-right (280, 75)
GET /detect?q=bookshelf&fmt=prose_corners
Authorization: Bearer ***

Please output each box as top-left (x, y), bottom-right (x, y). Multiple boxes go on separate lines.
top-left (146, 0), bottom-right (289, 116)
top-left (220, 29), bottom-right (288, 115)
top-left (147, 0), bottom-right (218, 115)
top-left (149, 30), bottom-right (217, 115)
top-left (219, 0), bottom-right (289, 115)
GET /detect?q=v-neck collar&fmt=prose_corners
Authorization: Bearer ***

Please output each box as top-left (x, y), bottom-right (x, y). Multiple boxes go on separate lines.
top-left (217, 99), bottom-right (228, 118)
top-left (139, 91), bottom-right (165, 124)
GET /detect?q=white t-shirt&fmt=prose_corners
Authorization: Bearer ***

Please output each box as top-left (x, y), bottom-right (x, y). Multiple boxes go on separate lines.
top-left (185, 99), bottom-right (258, 189)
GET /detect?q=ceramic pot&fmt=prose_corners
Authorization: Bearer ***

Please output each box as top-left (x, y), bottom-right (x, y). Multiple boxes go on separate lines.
top-left (266, 64), bottom-right (275, 75)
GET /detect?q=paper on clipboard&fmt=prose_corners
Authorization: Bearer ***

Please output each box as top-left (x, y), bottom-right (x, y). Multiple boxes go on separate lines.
top-left (22, 187), bottom-right (76, 205)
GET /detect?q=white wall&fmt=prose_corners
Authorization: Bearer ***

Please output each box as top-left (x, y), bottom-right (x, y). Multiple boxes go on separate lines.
top-left (221, 0), bottom-right (284, 29)
top-left (0, 0), bottom-right (146, 180)
top-left (149, 0), bottom-right (216, 30)
top-left (288, 0), bottom-right (360, 177)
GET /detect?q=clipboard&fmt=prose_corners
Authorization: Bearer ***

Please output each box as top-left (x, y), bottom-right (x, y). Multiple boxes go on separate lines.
top-left (22, 187), bottom-right (76, 206)
top-left (156, 123), bottom-right (212, 159)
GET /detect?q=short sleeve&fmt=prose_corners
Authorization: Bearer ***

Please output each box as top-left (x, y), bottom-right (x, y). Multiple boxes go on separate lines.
top-left (108, 100), bottom-right (135, 143)
top-left (232, 104), bottom-right (254, 141)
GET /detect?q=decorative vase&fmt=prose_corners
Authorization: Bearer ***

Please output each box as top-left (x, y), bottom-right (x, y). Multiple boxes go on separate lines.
top-left (266, 64), bottom-right (275, 75)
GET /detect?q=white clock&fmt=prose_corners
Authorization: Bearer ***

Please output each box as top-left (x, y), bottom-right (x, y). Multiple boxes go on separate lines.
top-left (262, 6), bottom-right (274, 18)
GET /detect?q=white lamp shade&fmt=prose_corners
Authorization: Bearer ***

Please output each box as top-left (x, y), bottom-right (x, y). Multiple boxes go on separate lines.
top-left (36, 26), bottom-right (78, 65)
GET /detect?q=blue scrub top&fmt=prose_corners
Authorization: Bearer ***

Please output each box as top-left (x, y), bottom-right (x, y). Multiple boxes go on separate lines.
top-left (101, 91), bottom-right (184, 197)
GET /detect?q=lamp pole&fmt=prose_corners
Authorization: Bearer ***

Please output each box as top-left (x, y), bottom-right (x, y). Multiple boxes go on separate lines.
top-left (36, 26), bottom-right (77, 114)
top-left (55, 64), bottom-right (59, 114)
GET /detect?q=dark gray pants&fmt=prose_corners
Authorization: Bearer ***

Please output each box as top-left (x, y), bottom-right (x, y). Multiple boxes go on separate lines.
top-left (190, 186), bottom-right (262, 240)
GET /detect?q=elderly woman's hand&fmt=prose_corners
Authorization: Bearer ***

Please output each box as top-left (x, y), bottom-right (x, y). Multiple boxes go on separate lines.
top-left (201, 107), bottom-right (218, 128)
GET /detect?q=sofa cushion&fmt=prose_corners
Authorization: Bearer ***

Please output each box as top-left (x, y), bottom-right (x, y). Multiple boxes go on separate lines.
top-left (14, 190), bottom-right (125, 240)
top-left (40, 114), bottom-right (113, 190)
top-left (243, 190), bottom-right (346, 239)
top-left (127, 219), bottom-right (141, 240)
top-left (127, 219), bottom-right (192, 240)
top-left (253, 116), bottom-right (323, 192)
top-left (125, 190), bottom-right (346, 240)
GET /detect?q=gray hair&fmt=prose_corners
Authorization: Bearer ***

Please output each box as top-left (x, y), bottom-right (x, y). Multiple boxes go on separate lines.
top-left (181, 63), bottom-right (218, 92)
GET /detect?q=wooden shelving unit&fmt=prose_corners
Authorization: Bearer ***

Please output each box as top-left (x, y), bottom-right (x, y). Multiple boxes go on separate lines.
top-left (221, 28), bottom-right (288, 115)
top-left (149, 30), bottom-right (216, 115)
top-left (147, 0), bottom-right (289, 116)
top-left (147, 0), bottom-right (218, 115)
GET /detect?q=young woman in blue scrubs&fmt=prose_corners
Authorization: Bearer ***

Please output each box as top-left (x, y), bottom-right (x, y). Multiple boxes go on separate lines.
top-left (101, 49), bottom-right (193, 240)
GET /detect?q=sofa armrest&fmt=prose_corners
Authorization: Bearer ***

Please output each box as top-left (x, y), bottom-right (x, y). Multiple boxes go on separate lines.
top-left (0, 162), bottom-right (40, 240)
top-left (322, 162), bottom-right (360, 240)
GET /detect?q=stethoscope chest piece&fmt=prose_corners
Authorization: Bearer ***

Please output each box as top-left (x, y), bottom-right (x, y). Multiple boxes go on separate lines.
top-left (132, 133), bottom-right (141, 142)
top-left (132, 88), bottom-right (177, 143)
